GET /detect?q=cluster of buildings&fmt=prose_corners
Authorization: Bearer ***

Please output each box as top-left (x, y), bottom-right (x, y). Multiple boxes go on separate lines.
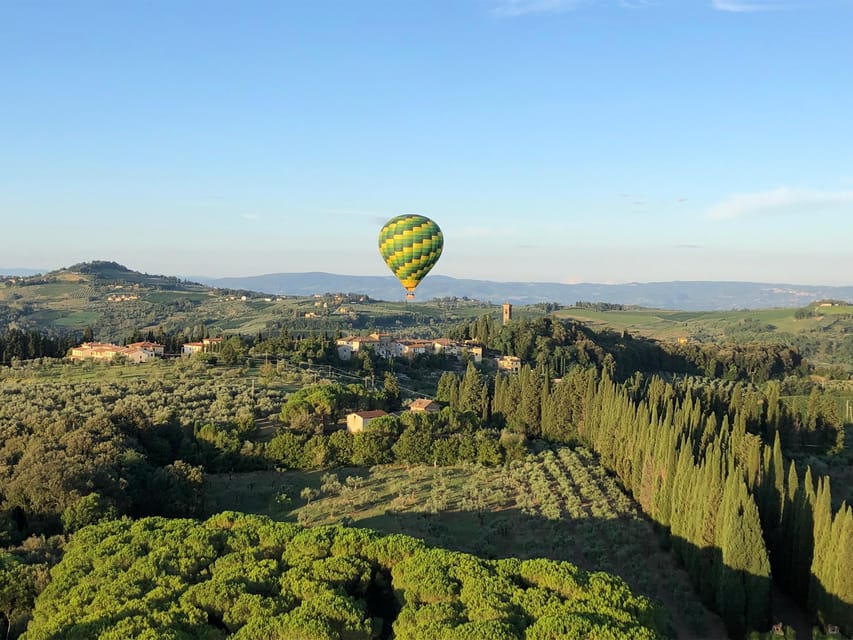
top-left (335, 331), bottom-right (525, 374)
top-left (335, 333), bottom-right (483, 363)
top-left (69, 341), bottom-right (165, 363)
top-left (69, 337), bottom-right (228, 362)
top-left (334, 304), bottom-right (518, 369)
top-left (345, 397), bottom-right (442, 433)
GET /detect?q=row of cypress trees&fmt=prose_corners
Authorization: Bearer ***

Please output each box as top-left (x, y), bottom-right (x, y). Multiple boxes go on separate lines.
top-left (443, 360), bottom-right (850, 636)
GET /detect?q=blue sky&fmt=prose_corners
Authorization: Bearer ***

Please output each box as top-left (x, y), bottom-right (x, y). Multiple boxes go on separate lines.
top-left (2, 0), bottom-right (852, 285)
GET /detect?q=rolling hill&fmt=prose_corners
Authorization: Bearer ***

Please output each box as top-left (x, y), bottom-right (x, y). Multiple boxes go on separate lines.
top-left (3, 261), bottom-right (853, 370)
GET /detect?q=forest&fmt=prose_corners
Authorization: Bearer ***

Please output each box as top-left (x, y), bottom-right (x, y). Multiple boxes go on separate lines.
top-left (0, 310), bottom-right (850, 639)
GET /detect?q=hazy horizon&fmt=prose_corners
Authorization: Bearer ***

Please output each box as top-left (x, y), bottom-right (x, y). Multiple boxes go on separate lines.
top-left (3, 259), bottom-right (853, 290)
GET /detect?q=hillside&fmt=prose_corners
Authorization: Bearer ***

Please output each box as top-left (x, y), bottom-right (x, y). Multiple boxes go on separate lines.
top-left (553, 302), bottom-right (853, 371)
top-left (0, 261), bottom-right (224, 342)
top-left (0, 262), bottom-right (497, 343)
top-left (3, 262), bottom-right (853, 372)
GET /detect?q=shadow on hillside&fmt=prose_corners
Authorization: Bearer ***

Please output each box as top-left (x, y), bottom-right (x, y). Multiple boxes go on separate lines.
top-left (356, 507), bottom-right (840, 640)
top-left (357, 508), bottom-right (735, 639)
top-left (359, 507), bottom-right (649, 568)
top-left (808, 578), bottom-right (852, 637)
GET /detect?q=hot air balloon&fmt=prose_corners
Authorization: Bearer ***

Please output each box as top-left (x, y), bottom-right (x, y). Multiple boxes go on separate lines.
top-left (378, 214), bottom-right (443, 300)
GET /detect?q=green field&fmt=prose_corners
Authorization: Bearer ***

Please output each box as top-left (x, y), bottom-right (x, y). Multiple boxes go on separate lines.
top-left (143, 290), bottom-right (213, 304)
top-left (556, 304), bottom-right (853, 339)
top-left (554, 304), bottom-right (853, 369)
top-left (204, 450), bottom-right (727, 638)
top-left (50, 310), bottom-right (101, 326)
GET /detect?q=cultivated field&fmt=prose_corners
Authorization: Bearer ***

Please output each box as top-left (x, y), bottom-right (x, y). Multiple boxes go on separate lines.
top-left (204, 448), bottom-right (725, 638)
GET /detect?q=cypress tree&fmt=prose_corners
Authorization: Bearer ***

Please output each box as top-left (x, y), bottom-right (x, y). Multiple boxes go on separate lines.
top-left (670, 445), bottom-right (697, 566)
top-left (479, 385), bottom-right (490, 422)
top-left (652, 426), bottom-right (678, 527)
top-left (779, 460), bottom-right (800, 591)
top-left (459, 362), bottom-right (484, 418)
top-left (789, 466), bottom-right (816, 601)
top-left (758, 443), bottom-right (773, 526)
top-left (715, 475), bottom-right (772, 637)
top-left (436, 371), bottom-right (460, 407)
top-left (715, 475), bottom-right (746, 634)
top-left (826, 504), bottom-right (852, 631)
top-left (502, 374), bottom-right (521, 430)
top-left (518, 365), bottom-right (542, 437)
top-left (739, 482), bottom-right (772, 633)
top-left (491, 373), bottom-right (505, 417)
top-left (630, 414), bottom-right (649, 494)
top-left (695, 450), bottom-right (725, 604)
top-left (771, 431), bottom-right (785, 526)
top-left (809, 477), bottom-right (832, 618)
top-left (765, 380), bottom-right (781, 439)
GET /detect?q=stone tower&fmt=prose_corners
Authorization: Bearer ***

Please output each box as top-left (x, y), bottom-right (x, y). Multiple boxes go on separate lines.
top-left (502, 302), bottom-right (512, 325)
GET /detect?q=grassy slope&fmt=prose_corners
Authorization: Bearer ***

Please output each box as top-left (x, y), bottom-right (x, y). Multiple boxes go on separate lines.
top-left (555, 304), bottom-right (853, 369)
top-left (204, 454), bottom-right (728, 639)
top-left (555, 305), bottom-right (849, 340)
top-left (0, 267), bottom-right (499, 341)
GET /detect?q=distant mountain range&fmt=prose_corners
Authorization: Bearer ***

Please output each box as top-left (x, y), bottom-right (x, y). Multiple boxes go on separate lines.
top-left (193, 272), bottom-right (853, 311)
top-left (0, 267), bottom-right (45, 277)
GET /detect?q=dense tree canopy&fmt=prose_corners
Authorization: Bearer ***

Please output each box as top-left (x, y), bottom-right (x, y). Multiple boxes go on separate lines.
top-left (22, 514), bottom-right (666, 640)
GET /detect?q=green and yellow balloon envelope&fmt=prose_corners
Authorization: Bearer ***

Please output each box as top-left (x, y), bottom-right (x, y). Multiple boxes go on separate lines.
top-left (378, 214), bottom-right (443, 300)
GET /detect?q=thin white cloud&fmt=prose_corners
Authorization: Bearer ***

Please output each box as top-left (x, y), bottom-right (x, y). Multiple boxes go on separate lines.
top-left (711, 0), bottom-right (795, 11)
top-left (241, 213), bottom-right (261, 221)
top-left (492, 0), bottom-right (587, 16)
top-left (707, 187), bottom-right (853, 220)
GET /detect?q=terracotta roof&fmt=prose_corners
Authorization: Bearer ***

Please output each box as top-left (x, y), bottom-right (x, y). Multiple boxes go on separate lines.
top-left (75, 342), bottom-right (124, 352)
top-left (351, 410), bottom-right (387, 419)
top-left (409, 399), bottom-right (439, 410)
